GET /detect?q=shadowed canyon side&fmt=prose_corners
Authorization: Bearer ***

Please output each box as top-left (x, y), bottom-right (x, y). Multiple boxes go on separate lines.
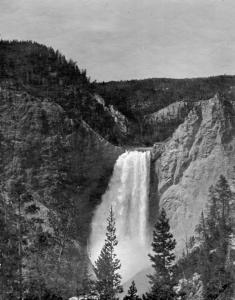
top-left (90, 151), bottom-right (152, 282)
top-left (0, 87), bottom-right (123, 296)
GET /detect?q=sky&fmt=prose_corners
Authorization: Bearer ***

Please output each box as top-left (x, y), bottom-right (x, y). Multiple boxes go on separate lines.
top-left (1, 0), bottom-right (235, 81)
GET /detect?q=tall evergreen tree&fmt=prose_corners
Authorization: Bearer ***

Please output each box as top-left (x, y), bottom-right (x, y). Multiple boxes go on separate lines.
top-left (94, 207), bottom-right (122, 300)
top-left (196, 175), bottom-right (234, 300)
top-left (145, 208), bottom-right (176, 300)
top-left (124, 281), bottom-right (141, 300)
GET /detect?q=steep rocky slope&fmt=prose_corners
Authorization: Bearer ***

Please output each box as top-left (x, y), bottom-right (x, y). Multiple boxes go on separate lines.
top-left (143, 101), bottom-right (193, 144)
top-left (96, 76), bottom-right (235, 145)
top-left (0, 87), bottom-right (123, 296)
top-left (155, 95), bottom-right (235, 253)
top-left (94, 94), bottom-right (129, 136)
top-left (1, 40), bottom-right (235, 299)
top-left (0, 40), bottom-right (129, 145)
top-left (124, 95), bottom-right (235, 296)
top-left (0, 40), bottom-right (131, 298)
top-left (144, 101), bottom-right (188, 123)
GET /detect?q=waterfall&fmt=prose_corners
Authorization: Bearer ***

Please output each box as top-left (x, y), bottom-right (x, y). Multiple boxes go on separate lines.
top-left (90, 151), bottom-right (151, 281)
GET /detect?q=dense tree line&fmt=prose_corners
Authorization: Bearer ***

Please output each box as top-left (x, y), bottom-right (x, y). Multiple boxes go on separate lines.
top-left (0, 40), bottom-right (124, 145)
top-left (0, 175), bottom-right (234, 299)
top-left (0, 40), bottom-right (90, 89)
top-left (95, 76), bottom-right (235, 118)
top-left (95, 76), bottom-right (235, 145)
top-left (3, 40), bottom-right (235, 147)
top-left (89, 176), bottom-right (234, 300)
top-left (175, 175), bottom-right (235, 300)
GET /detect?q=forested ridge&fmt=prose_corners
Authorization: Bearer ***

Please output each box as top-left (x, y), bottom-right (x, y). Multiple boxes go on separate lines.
top-left (95, 76), bottom-right (235, 118)
top-left (94, 75), bottom-right (235, 145)
top-left (0, 40), bottom-right (235, 299)
top-left (0, 40), bottom-right (126, 145)
top-left (174, 176), bottom-right (235, 300)
top-left (2, 40), bottom-right (235, 146)
top-left (0, 40), bottom-right (123, 299)
top-left (87, 177), bottom-right (235, 300)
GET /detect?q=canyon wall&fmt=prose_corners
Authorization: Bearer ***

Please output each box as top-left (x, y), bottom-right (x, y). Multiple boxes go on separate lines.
top-left (0, 87), bottom-right (123, 296)
top-left (155, 95), bottom-right (235, 253)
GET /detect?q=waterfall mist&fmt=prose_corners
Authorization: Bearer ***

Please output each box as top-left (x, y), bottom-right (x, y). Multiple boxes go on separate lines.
top-left (90, 151), bottom-right (151, 282)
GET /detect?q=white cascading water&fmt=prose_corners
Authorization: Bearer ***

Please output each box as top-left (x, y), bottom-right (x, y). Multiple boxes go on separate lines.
top-left (90, 151), bottom-right (151, 282)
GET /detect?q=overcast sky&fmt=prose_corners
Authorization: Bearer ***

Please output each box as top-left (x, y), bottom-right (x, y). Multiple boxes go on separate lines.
top-left (1, 0), bottom-right (235, 81)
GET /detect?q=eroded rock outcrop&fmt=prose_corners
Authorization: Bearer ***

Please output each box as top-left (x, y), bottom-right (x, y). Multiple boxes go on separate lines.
top-left (94, 94), bottom-right (129, 136)
top-left (0, 87), bottom-right (123, 296)
top-left (155, 95), bottom-right (235, 253)
top-left (144, 101), bottom-right (189, 124)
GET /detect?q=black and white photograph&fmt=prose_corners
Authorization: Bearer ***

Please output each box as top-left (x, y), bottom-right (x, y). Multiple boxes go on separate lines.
top-left (0, 0), bottom-right (235, 299)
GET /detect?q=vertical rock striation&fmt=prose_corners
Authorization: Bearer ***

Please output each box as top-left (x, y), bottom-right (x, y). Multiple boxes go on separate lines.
top-left (155, 95), bottom-right (235, 253)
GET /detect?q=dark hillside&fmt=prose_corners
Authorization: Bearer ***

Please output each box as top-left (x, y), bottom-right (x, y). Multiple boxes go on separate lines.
top-left (0, 40), bottom-right (124, 144)
top-left (0, 40), bottom-right (123, 298)
top-left (95, 76), bottom-right (235, 118)
top-left (95, 76), bottom-right (235, 145)
top-left (0, 40), bottom-right (90, 92)
top-left (3, 41), bottom-right (235, 146)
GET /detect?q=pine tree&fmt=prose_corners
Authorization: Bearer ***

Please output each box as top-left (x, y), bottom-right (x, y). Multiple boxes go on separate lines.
top-left (124, 281), bottom-right (141, 300)
top-left (145, 208), bottom-right (176, 300)
top-left (196, 175), bottom-right (234, 300)
top-left (94, 207), bottom-right (122, 300)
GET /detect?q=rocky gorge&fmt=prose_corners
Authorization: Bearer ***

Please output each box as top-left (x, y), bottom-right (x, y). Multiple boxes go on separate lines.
top-left (0, 40), bottom-right (235, 299)
top-left (122, 95), bottom-right (235, 296)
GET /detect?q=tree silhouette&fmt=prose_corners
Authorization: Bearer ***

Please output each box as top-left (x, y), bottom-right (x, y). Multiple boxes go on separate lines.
top-left (145, 208), bottom-right (176, 300)
top-left (124, 281), bottom-right (141, 300)
top-left (94, 207), bottom-right (122, 300)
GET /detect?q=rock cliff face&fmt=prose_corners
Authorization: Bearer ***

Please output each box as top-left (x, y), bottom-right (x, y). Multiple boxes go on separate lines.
top-left (122, 95), bottom-right (235, 296)
top-left (144, 101), bottom-right (189, 123)
top-left (94, 94), bottom-right (129, 135)
top-left (155, 95), bottom-right (235, 253)
top-left (0, 87), bottom-right (123, 295)
top-left (2, 40), bottom-right (235, 298)
top-left (140, 101), bottom-right (193, 145)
